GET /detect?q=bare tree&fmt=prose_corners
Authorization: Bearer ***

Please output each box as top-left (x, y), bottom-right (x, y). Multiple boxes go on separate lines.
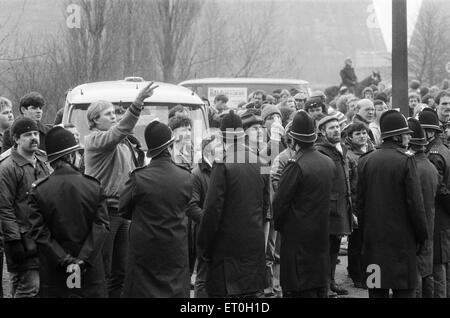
top-left (144, 0), bottom-right (204, 83)
top-left (223, 0), bottom-right (277, 77)
top-left (408, 0), bottom-right (450, 86)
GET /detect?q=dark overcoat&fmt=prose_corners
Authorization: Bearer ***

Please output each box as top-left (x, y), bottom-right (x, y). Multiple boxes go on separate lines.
top-left (119, 153), bottom-right (192, 298)
top-left (316, 140), bottom-right (353, 235)
top-left (426, 138), bottom-right (450, 265)
top-left (273, 147), bottom-right (335, 292)
top-left (28, 165), bottom-right (109, 297)
top-left (196, 143), bottom-right (270, 297)
top-left (414, 152), bottom-right (438, 277)
top-left (356, 142), bottom-right (428, 289)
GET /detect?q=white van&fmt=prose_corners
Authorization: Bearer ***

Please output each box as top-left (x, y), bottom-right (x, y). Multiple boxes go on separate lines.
top-left (179, 77), bottom-right (311, 108)
top-left (62, 77), bottom-right (209, 159)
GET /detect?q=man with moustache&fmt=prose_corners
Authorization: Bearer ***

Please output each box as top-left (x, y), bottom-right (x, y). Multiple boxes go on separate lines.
top-left (0, 118), bottom-right (50, 297)
top-left (434, 90), bottom-right (450, 146)
top-left (2, 92), bottom-right (52, 154)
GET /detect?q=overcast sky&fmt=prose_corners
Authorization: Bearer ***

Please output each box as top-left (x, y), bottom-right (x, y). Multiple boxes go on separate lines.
top-left (373, 0), bottom-right (423, 52)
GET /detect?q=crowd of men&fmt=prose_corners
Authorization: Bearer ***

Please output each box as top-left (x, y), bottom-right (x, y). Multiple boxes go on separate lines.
top-left (0, 74), bottom-right (450, 298)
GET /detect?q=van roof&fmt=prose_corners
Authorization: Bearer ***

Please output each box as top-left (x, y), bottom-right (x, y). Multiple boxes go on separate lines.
top-left (66, 80), bottom-right (204, 105)
top-left (178, 77), bottom-right (309, 86)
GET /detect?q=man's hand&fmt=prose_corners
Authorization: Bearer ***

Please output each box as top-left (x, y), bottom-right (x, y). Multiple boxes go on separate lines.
top-left (134, 81), bottom-right (159, 106)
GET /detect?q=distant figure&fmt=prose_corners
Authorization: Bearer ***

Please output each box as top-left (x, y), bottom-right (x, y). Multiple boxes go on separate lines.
top-left (340, 57), bottom-right (357, 95)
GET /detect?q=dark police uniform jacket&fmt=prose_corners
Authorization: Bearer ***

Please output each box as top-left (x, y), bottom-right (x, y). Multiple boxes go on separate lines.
top-left (28, 165), bottom-right (109, 297)
top-left (273, 147), bottom-right (335, 292)
top-left (119, 152), bottom-right (192, 298)
top-left (356, 141), bottom-right (428, 289)
top-left (197, 143), bottom-right (270, 297)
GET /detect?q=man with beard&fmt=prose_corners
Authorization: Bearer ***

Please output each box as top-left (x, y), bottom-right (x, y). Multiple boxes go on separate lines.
top-left (316, 116), bottom-right (353, 296)
top-left (357, 110), bottom-right (427, 298)
top-left (2, 92), bottom-right (52, 154)
top-left (0, 118), bottom-right (50, 297)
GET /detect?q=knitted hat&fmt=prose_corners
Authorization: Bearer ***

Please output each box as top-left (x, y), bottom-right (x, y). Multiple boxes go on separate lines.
top-left (418, 108), bottom-right (441, 132)
top-left (317, 115), bottom-right (339, 131)
top-left (261, 104), bottom-right (281, 122)
top-left (11, 117), bottom-right (38, 138)
top-left (380, 110), bottom-right (412, 139)
top-left (46, 126), bottom-right (81, 163)
top-left (144, 121), bottom-right (175, 158)
top-left (407, 117), bottom-right (428, 146)
top-left (220, 110), bottom-right (244, 141)
top-left (240, 108), bottom-right (263, 131)
top-left (289, 111), bottom-right (317, 143)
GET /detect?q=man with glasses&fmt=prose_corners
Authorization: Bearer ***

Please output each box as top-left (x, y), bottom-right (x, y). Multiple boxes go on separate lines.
top-left (1, 92), bottom-right (52, 154)
top-left (435, 91), bottom-right (450, 146)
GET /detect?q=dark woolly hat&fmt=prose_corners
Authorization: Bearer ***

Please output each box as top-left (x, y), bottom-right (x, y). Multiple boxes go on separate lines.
top-left (374, 92), bottom-right (388, 103)
top-left (418, 108), bottom-right (441, 132)
top-left (11, 117), bottom-right (38, 138)
top-left (220, 110), bottom-right (244, 141)
top-left (240, 108), bottom-right (263, 131)
top-left (304, 98), bottom-right (326, 113)
top-left (46, 126), bottom-right (81, 163)
top-left (289, 110), bottom-right (317, 143)
top-left (409, 80), bottom-right (421, 90)
top-left (380, 110), bottom-right (412, 139)
top-left (407, 117), bottom-right (428, 146)
top-left (144, 121), bottom-right (175, 158)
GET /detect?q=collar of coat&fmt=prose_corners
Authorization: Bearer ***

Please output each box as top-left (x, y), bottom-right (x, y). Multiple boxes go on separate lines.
top-left (352, 113), bottom-right (371, 126)
top-left (51, 164), bottom-right (81, 176)
top-left (316, 138), bottom-right (347, 158)
top-left (11, 147), bottom-right (46, 167)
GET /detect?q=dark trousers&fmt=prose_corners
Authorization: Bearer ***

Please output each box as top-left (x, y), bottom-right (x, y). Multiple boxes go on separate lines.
top-left (284, 287), bottom-right (328, 298)
top-left (416, 272), bottom-right (434, 298)
top-left (369, 288), bottom-right (416, 298)
top-left (210, 291), bottom-right (264, 298)
top-left (265, 221), bottom-right (280, 295)
top-left (102, 210), bottom-right (130, 298)
top-left (348, 228), bottom-right (364, 283)
top-left (194, 256), bottom-right (208, 298)
top-left (330, 235), bottom-right (342, 283)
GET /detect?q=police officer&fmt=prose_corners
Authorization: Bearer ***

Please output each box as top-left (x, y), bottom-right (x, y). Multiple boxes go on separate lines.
top-left (273, 111), bottom-right (336, 298)
top-left (407, 117), bottom-right (439, 298)
top-left (418, 109), bottom-right (450, 298)
top-left (119, 121), bottom-right (192, 298)
top-left (356, 110), bottom-right (428, 298)
top-left (28, 126), bottom-right (110, 297)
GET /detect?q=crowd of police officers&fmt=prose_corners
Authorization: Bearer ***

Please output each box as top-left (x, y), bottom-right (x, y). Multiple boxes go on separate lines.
top-left (0, 81), bottom-right (450, 298)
